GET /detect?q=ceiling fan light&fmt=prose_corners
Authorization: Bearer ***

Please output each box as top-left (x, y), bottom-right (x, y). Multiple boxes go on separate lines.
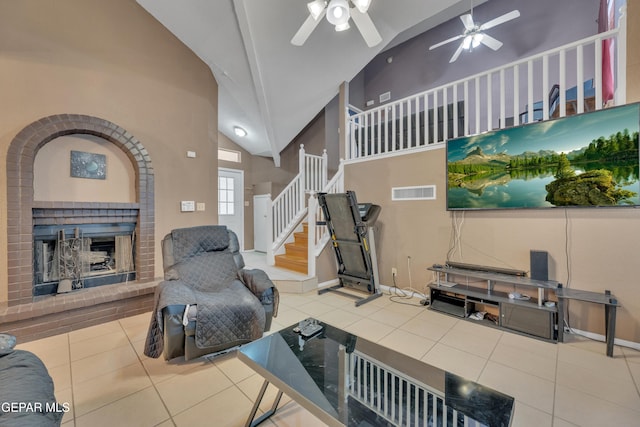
top-left (307, 0), bottom-right (327, 20)
top-left (472, 33), bottom-right (483, 48)
top-left (326, 0), bottom-right (350, 26)
top-left (335, 22), bottom-right (350, 32)
top-left (234, 126), bottom-right (247, 138)
top-left (353, 0), bottom-right (372, 13)
top-left (462, 35), bottom-right (472, 50)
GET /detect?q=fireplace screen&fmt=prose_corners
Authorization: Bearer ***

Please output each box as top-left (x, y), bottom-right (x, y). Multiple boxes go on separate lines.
top-left (33, 223), bottom-right (136, 296)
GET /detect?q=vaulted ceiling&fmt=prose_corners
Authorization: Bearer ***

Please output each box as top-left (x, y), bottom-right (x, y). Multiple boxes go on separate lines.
top-left (136, 0), bottom-right (487, 165)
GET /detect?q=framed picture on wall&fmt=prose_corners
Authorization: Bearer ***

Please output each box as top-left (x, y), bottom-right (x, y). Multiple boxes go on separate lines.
top-left (446, 103), bottom-right (640, 210)
top-left (70, 150), bottom-right (106, 180)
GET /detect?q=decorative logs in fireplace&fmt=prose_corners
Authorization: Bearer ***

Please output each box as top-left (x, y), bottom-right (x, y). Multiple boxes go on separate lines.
top-left (33, 223), bottom-right (136, 296)
top-left (31, 202), bottom-right (140, 297)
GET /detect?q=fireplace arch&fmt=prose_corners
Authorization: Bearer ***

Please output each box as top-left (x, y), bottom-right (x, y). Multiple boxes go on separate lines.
top-left (6, 114), bottom-right (155, 306)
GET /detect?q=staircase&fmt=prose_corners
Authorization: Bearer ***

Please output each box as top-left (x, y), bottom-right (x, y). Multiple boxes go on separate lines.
top-left (267, 144), bottom-right (344, 277)
top-left (275, 222), bottom-right (309, 274)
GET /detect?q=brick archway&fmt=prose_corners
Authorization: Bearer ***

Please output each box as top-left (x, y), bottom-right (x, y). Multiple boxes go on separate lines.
top-left (6, 114), bottom-right (154, 306)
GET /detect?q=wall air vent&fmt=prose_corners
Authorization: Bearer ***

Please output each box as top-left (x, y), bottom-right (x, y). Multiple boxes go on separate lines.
top-left (392, 185), bottom-right (436, 201)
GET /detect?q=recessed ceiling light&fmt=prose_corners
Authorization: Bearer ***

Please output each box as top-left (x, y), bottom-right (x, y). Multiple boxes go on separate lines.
top-left (234, 126), bottom-right (247, 137)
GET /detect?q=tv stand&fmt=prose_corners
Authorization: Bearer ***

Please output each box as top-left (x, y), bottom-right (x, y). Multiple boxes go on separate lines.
top-left (428, 264), bottom-right (561, 341)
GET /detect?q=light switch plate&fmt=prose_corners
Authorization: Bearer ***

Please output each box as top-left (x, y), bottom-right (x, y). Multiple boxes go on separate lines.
top-left (196, 202), bottom-right (205, 211)
top-left (180, 201), bottom-right (195, 212)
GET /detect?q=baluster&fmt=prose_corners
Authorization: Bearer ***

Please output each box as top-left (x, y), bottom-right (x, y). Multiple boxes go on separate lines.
top-left (453, 84), bottom-right (459, 137)
top-left (391, 103), bottom-right (397, 152)
top-left (443, 87), bottom-right (448, 141)
top-left (474, 76), bottom-right (480, 134)
top-left (407, 98), bottom-right (412, 149)
top-left (363, 111), bottom-right (369, 157)
top-left (543, 54), bottom-right (550, 120)
top-left (322, 149), bottom-right (328, 189)
top-left (527, 60), bottom-right (534, 123)
top-left (500, 68), bottom-right (506, 128)
top-left (376, 109), bottom-right (382, 154)
top-left (577, 44), bottom-right (584, 113)
top-left (559, 50), bottom-right (567, 117)
top-left (513, 64), bottom-right (520, 125)
top-left (399, 102), bottom-right (404, 151)
top-left (595, 38), bottom-right (603, 109)
top-left (423, 93), bottom-right (429, 144)
top-left (415, 95), bottom-right (421, 146)
top-left (486, 73), bottom-right (492, 131)
top-left (433, 90), bottom-right (439, 143)
top-left (463, 81), bottom-right (469, 136)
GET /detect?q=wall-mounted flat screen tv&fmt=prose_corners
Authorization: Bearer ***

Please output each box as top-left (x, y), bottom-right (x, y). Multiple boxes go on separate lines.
top-left (446, 103), bottom-right (640, 210)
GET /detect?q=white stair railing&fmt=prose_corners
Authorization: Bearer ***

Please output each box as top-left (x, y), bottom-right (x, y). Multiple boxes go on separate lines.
top-left (307, 161), bottom-right (344, 276)
top-left (347, 7), bottom-right (627, 161)
top-left (267, 145), bottom-right (327, 265)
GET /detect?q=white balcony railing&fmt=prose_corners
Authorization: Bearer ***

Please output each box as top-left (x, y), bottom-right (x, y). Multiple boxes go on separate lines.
top-left (347, 7), bottom-right (627, 161)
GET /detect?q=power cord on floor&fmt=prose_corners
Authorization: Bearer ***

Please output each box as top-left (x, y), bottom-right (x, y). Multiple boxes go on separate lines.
top-left (387, 269), bottom-right (429, 307)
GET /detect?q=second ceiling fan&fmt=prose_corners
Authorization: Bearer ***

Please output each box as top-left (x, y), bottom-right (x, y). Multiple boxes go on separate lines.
top-left (291, 0), bottom-right (382, 48)
top-left (429, 2), bottom-right (520, 63)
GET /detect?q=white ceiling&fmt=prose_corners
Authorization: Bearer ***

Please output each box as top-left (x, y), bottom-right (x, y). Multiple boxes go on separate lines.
top-left (136, 0), bottom-right (486, 166)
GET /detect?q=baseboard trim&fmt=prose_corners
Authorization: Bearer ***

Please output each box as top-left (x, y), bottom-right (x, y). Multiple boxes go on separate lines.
top-left (568, 328), bottom-right (640, 351)
top-left (317, 279), bottom-right (339, 289)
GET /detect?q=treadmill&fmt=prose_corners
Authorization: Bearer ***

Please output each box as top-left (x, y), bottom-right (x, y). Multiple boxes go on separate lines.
top-left (317, 191), bottom-right (382, 306)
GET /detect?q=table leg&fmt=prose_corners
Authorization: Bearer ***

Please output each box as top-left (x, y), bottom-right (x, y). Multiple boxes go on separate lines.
top-left (605, 303), bottom-right (617, 358)
top-left (245, 379), bottom-right (284, 427)
top-left (557, 298), bottom-right (565, 343)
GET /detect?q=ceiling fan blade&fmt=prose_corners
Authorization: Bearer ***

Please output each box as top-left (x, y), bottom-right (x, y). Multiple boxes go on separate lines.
top-left (350, 8), bottom-right (382, 47)
top-left (460, 13), bottom-right (475, 31)
top-left (479, 10), bottom-right (520, 31)
top-left (429, 34), bottom-right (464, 50)
top-left (291, 10), bottom-right (326, 46)
top-left (449, 42), bottom-right (465, 63)
top-left (480, 33), bottom-right (503, 50)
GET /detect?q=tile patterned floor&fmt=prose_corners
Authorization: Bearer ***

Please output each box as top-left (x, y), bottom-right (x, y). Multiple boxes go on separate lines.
top-left (13, 277), bottom-right (640, 426)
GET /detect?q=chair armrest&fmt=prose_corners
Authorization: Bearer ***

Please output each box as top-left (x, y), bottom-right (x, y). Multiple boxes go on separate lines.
top-left (239, 268), bottom-right (274, 296)
top-left (239, 268), bottom-right (279, 316)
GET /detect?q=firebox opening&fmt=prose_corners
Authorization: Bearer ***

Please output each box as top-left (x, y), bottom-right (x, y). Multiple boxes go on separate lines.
top-left (33, 223), bottom-right (136, 296)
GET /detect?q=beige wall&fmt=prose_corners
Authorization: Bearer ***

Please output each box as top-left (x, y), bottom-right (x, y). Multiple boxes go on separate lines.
top-left (0, 0), bottom-right (218, 301)
top-left (345, 142), bottom-right (640, 343)
top-left (34, 134), bottom-right (136, 203)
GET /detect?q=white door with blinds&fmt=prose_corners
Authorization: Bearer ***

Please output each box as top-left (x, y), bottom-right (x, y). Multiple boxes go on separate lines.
top-left (218, 168), bottom-right (244, 250)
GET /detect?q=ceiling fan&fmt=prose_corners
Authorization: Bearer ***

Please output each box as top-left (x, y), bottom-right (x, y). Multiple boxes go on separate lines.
top-left (291, 0), bottom-right (382, 48)
top-left (429, 1), bottom-right (520, 63)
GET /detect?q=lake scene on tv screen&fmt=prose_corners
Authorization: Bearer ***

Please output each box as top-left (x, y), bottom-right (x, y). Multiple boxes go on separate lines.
top-left (447, 103), bottom-right (640, 210)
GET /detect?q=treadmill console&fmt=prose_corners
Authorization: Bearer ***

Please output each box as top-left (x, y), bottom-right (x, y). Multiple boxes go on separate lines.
top-left (358, 203), bottom-right (381, 225)
top-left (358, 203), bottom-right (372, 218)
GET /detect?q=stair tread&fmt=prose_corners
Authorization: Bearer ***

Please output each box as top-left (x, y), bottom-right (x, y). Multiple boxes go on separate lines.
top-left (275, 254), bottom-right (308, 274)
top-left (275, 254), bottom-right (307, 263)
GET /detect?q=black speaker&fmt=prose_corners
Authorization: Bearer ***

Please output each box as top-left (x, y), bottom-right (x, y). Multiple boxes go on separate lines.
top-left (530, 250), bottom-right (549, 281)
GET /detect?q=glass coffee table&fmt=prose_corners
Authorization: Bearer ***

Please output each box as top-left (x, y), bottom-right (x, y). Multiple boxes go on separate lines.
top-left (238, 318), bottom-right (514, 427)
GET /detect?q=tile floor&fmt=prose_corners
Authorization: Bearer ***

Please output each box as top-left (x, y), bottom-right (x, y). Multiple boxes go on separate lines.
top-left (14, 286), bottom-right (640, 426)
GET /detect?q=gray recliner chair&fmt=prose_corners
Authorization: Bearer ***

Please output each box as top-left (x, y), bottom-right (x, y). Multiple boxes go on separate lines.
top-left (144, 225), bottom-right (278, 361)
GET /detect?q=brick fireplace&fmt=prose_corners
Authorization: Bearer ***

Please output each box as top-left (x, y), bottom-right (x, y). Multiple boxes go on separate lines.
top-left (1, 114), bottom-right (157, 342)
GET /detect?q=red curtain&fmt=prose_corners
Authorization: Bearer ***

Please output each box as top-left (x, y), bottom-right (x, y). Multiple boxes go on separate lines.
top-left (599, 0), bottom-right (615, 103)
